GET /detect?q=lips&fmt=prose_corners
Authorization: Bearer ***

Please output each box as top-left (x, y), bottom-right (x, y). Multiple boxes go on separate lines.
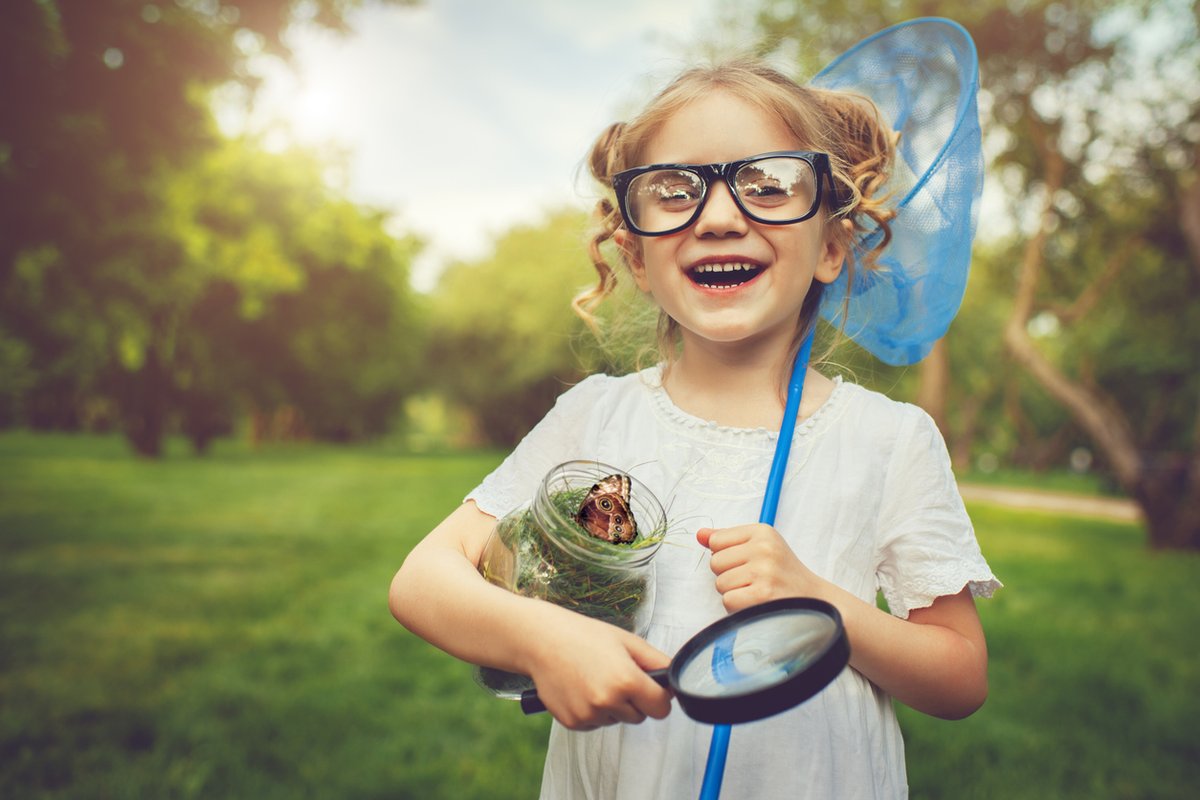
top-left (687, 262), bottom-right (764, 289)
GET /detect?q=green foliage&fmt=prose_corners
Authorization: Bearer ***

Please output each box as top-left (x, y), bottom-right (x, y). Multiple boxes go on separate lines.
top-left (427, 208), bottom-right (605, 446)
top-left (1, 433), bottom-right (1198, 798)
top-left (0, 0), bottom-right (423, 454)
top-left (0, 328), bottom-right (36, 427)
top-left (965, 0), bottom-right (1200, 532)
top-left (173, 140), bottom-right (427, 443)
top-left (742, 0), bottom-right (1200, 510)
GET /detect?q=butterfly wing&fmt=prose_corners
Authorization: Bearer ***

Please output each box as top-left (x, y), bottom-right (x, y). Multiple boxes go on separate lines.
top-left (575, 474), bottom-right (638, 544)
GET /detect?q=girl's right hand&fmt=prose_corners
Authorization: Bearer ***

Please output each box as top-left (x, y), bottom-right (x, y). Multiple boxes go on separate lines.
top-left (391, 501), bottom-right (672, 729)
top-left (523, 606), bottom-right (673, 730)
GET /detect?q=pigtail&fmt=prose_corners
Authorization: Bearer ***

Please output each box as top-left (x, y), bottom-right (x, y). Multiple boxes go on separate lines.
top-left (572, 122), bottom-right (627, 333)
top-left (570, 60), bottom-right (904, 380)
top-left (812, 88), bottom-right (898, 271)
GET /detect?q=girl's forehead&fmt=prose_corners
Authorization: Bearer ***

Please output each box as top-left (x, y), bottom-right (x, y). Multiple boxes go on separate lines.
top-left (637, 91), bottom-right (805, 165)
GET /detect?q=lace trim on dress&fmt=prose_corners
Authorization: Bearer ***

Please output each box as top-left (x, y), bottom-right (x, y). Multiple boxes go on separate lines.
top-left (637, 367), bottom-right (849, 500)
top-left (466, 482), bottom-right (519, 521)
top-left (641, 366), bottom-right (846, 443)
top-left (883, 570), bottom-right (1003, 619)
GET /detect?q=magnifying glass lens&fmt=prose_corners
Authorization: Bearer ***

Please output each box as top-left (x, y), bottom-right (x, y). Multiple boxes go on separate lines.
top-left (520, 598), bottom-right (848, 724)
top-left (676, 610), bottom-right (839, 699)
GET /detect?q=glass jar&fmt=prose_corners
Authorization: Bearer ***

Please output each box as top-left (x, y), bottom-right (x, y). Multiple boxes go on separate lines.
top-left (475, 460), bottom-right (667, 698)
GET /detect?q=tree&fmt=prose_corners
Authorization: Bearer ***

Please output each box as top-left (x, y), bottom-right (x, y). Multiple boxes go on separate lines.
top-left (1, 0), bottom-right (420, 455)
top-left (427, 208), bottom-right (621, 447)
top-left (978, 0), bottom-right (1200, 547)
top-left (742, 0), bottom-right (1200, 547)
top-left (168, 140), bottom-right (426, 448)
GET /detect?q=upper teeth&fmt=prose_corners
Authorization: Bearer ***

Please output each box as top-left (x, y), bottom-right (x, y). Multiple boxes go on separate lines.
top-left (693, 263), bottom-right (757, 273)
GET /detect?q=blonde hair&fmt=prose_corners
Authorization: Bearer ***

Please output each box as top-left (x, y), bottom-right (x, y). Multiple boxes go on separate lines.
top-left (574, 58), bottom-right (898, 373)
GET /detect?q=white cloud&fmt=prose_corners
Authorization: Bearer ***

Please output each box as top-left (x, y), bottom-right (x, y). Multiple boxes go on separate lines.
top-left (530, 0), bottom-right (710, 52)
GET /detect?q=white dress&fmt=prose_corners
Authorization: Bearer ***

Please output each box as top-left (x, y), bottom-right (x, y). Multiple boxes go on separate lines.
top-left (468, 367), bottom-right (1000, 800)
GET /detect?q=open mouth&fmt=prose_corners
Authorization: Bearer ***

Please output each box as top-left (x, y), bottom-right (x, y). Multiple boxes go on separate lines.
top-left (687, 262), bottom-right (764, 290)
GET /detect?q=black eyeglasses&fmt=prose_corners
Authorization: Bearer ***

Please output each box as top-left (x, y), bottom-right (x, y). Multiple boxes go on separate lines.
top-left (611, 151), bottom-right (833, 237)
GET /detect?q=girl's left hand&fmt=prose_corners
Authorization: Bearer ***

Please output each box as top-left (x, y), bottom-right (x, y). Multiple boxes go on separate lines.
top-left (697, 524), bottom-right (828, 613)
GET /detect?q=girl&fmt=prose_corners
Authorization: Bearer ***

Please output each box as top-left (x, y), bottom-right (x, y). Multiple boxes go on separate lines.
top-left (391, 55), bottom-right (1000, 799)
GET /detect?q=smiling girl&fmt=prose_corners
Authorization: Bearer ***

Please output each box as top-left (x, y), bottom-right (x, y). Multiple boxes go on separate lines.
top-left (391, 55), bottom-right (999, 800)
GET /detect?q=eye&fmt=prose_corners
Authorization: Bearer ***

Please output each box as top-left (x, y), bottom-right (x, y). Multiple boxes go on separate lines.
top-left (633, 170), bottom-right (703, 211)
top-left (599, 498), bottom-right (614, 511)
top-left (741, 181), bottom-right (789, 199)
top-left (738, 171), bottom-right (792, 206)
top-left (657, 185), bottom-right (700, 205)
top-left (736, 158), bottom-right (817, 213)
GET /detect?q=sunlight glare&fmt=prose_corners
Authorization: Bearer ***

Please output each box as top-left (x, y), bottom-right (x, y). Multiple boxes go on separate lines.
top-left (289, 79), bottom-right (346, 144)
top-left (231, 32), bottom-right (367, 152)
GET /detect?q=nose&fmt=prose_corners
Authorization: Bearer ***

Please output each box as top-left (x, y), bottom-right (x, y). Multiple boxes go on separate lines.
top-left (692, 181), bottom-right (748, 238)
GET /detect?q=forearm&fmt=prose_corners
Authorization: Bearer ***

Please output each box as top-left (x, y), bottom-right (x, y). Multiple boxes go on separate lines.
top-left (390, 539), bottom-right (546, 674)
top-left (822, 584), bottom-right (988, 719)
top-left (700, 523), bottom-right (989, 718)
top-left (389, 502), bottom-right (560, 676)
top-left (389, 503), bottom-right (674, 728)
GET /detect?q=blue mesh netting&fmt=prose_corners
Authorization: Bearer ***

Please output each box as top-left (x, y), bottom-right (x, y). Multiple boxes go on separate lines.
top-left (811, 18), bottom-right (984, 366)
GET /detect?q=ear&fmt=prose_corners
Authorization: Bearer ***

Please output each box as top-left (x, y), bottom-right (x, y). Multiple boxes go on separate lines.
top-left (815, 218), bottom-right (852, 285)
top-left (614, 228), bottom-right (650, 292)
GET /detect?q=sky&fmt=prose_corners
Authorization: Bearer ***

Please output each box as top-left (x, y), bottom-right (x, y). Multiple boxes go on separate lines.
top-left (227, 0), bottom-right (733, 289)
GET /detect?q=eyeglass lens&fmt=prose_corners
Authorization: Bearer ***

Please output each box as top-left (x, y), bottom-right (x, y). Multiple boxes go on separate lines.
top-left (625, 156), bottom-right (819, 234)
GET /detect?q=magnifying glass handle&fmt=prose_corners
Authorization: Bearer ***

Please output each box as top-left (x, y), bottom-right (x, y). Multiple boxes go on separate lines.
top-left (520, 668), bottom-right (671, 715)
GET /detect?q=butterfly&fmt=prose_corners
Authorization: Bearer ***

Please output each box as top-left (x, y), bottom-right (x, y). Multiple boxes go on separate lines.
top-left (575, 473), bottom-right (638, 544)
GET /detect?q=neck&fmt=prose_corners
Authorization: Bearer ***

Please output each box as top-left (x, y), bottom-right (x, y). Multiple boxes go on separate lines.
top-left (663, 332), bottom-right (827, 430)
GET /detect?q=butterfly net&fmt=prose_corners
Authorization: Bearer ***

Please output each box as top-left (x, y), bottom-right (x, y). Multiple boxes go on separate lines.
top-left (812, 18), bottom-right (984, 366)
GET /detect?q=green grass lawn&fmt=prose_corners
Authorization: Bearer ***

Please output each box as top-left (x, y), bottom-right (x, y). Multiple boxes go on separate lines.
top-left (1, 432), bottom-right (1197, 799)
top-left (899, 503), bottom-right (1199, 799)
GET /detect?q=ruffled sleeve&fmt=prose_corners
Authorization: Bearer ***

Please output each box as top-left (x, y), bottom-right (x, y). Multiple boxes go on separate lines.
top-left (874, 406), bottom-right (1001, 618)
top-left (466, 374), bottom-right (614, 519)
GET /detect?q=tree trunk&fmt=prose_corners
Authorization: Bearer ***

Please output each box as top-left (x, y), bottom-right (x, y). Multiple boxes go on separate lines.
top-left (1002, 131), bottom-right (1199, 548)
top-left (1001, 377), bottom-right (1048, 469)
top-left (120, 347), bottom-right (168, 458)
top-left (1134, 454), bottom-right (1200, 550)
top-left (916, 337), bottom-right (949, 438)
top-left (1180, 143), bottom-right (1200, 280)
top-left (950, 390), bottom-right (986, 470)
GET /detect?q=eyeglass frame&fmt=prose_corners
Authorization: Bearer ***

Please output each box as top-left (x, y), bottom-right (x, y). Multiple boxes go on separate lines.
top-left (610, 150), bottom-right (835, 237)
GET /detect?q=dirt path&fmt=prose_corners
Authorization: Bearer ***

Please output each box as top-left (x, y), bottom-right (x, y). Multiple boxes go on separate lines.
top-left (958, 483), bottom-right (1142, 523)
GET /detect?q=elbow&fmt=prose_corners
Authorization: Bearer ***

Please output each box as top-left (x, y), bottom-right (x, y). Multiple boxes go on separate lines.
top-left (963, 671), bottom-right (989, 718)
top-left (934, 679), bottom-right (987, 721)
top-left (388, 568), bottom-right (405, 624)
top-left (929, 654), bottom-right (989, 720)
top-left (388, 557), bottom-right (416, 628)
top-left (916, 640), bottom-right (989, 720)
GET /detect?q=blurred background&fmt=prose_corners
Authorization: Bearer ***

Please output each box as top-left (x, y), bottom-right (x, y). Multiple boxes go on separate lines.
top-left (1, 0), bottom-right (1198, 798)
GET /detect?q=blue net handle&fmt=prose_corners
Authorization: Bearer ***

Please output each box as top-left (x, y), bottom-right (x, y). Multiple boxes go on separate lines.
top-left (697, 18), bottom-right (984, 799)
top-left (698, 328), bottom-right (815, 800)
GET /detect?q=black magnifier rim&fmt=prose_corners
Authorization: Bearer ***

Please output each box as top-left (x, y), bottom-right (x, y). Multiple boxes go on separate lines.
top-left (519, 597), bottom-right (849, 723)
top-left (668, 597), bottom-right (849, 725)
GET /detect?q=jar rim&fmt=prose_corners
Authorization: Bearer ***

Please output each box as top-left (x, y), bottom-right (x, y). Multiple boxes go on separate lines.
top-left (533, 460), bottom-right (666, 567)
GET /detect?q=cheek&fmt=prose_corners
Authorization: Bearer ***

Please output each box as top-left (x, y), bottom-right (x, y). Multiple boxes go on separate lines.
top-left (615, 231), bottom-right (653, 292)
top-left (631, 241), bottom-right (674, 294)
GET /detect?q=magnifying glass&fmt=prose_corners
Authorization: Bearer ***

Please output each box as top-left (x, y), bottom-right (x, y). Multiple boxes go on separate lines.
top-left (520, 597), bottom-right (849, 724)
